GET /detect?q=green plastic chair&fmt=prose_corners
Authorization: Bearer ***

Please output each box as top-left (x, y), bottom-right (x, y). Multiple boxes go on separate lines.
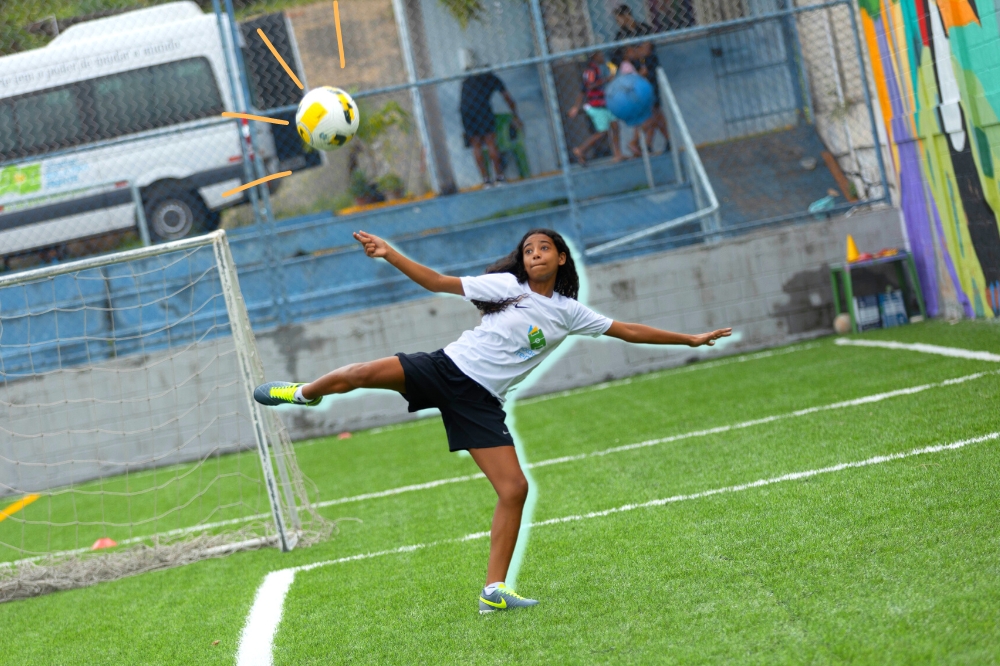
top-left (481, 113), bottom-right (530, 179)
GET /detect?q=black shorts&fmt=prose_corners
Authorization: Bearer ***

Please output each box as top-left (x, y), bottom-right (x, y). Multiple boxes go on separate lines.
top-left (395, 350), bottom-right (514, 452)
top-left (461, 110), bottom-right (496, 142)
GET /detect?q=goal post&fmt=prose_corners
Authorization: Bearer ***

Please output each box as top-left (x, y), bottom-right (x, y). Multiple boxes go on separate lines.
top-left (212, 233), bottom-right (300, 552)
top-left (0, 230), bottom-right (328, 601)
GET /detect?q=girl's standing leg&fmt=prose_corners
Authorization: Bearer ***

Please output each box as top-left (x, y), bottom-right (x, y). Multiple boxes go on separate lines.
top-left (468, 446), bottom-right (529, 585)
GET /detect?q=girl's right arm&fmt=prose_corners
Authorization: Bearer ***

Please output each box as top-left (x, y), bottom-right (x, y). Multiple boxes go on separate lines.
top-left (354, 231), bottom-right (464, 296)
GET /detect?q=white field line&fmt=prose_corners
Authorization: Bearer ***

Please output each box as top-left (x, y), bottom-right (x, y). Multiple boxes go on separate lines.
top-left (5, 368), bottom-right (995, 571)
top-left (235, 569), bottom-right (295, 666)
top-left (236, 431), bottom-right (1000, 666)
top-left (316, 369), bottom-right (997, 501)
top-left (835, 338), bottom-right (1000, 362)
top-left (516, 343), bottom-right (819, 406)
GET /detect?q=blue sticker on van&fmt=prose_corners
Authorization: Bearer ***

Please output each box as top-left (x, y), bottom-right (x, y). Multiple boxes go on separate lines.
top-left (45, 160), bottom-right (87, 190)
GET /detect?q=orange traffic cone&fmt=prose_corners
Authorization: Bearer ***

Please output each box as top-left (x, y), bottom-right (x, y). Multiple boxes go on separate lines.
top-left (846, 235), bottom-right (860, 263)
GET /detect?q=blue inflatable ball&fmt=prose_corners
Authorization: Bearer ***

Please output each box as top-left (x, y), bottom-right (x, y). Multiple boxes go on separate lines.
top-left (605, 73), bottom-right (654, 126)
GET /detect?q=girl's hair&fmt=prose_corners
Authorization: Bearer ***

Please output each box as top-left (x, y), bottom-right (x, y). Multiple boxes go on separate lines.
top-left (472, 228), bottom-right (580, 315)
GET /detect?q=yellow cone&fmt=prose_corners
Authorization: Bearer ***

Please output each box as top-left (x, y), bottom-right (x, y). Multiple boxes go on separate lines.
top-left (846, 234), bottom-right (860, 263)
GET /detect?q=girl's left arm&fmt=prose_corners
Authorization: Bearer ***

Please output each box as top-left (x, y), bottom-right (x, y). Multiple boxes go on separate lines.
top-left (604, 321), bottom-right (732, 347)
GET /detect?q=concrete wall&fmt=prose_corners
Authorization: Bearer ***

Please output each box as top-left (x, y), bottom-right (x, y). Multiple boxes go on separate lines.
top-left (256, 206), bottom-right (905, 440)
top-left (1, 338), bottom-right (257, 496)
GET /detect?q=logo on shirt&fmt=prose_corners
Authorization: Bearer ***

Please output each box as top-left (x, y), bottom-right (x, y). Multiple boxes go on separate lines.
top-left (527, 325), bottom-right (547, 351)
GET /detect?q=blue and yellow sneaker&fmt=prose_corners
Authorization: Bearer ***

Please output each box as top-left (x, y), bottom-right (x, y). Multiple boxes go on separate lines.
top-left (253, 382), bottom-right (321, 407)
top-left (478, 584), bottom-right (539, 614)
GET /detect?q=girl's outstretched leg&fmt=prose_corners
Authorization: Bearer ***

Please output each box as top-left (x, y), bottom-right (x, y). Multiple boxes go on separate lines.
top-left (254, 356), bottom-right (405, 406)
top-left (301, 356), bottom-right (406, 399)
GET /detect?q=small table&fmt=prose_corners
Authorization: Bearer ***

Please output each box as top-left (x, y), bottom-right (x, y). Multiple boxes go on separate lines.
top-left (829, 250), bottom-right (926, 333)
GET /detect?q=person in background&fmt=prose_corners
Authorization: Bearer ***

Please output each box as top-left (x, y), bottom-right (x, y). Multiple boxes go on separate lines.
top-left (611, 3), bottom-right (654, 68)
top-left (568, 51), bottom-right (624, 166)
top-left (612, 7), bottom-right (670, 156)
top-left (459, 53), bottom-right (523, 188)
top-left (625, 41), bottom-right (670, 156)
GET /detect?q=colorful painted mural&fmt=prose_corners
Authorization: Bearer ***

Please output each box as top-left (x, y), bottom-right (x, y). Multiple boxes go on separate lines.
top-left (860, 0), bottom-right (1000, 317)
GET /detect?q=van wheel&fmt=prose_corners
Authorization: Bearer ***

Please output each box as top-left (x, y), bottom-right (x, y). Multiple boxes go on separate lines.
top-left (143, 191), bottom-right (215, 243)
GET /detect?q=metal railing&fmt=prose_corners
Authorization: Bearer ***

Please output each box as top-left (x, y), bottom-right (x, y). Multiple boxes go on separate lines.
top-left (585, 67), bottom-right (720, 257)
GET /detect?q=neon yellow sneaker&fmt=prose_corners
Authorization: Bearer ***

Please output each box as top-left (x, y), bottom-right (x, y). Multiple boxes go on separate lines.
top-left (478, 584), bottom-right (539, 614)
top-left (253, 381), bottom-right (321, 407)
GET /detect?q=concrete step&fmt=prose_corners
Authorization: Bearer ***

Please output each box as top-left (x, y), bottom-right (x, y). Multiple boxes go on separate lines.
top-left (227, 153), bottom-right (680, 265)
top-left (242, 183), bottom-right (700, 325)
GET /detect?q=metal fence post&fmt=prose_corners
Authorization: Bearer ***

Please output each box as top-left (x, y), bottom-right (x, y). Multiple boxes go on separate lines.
top-left (659, 83), bottom-right (682, 185)
top-left (639, 132), bottom-right (654, 189)
top-left (527, 0), bottom-right (580, 237)
top-left (391, 0), bottom-right (441, 195)
top-left (846, 0), bottom-right (890, 203)
top-left (222, 0), bottom-right (291, 326)
top-left (130, 182), bottom-right (151, 247)
top-left (782, 0), bottom-right (815, 124)
top-left (212, 0), bottom-right (265, 231)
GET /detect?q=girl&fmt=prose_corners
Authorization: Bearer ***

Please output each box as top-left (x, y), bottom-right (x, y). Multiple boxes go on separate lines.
top-left (254, 228), bottom-right (731, 614)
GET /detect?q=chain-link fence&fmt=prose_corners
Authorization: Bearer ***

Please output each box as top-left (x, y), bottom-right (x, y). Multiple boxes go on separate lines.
top-left (0, 0), bottom-right (888, 289)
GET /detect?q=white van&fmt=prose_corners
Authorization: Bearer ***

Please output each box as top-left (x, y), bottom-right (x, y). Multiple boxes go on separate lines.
top-left (0, 1), bottom-right (308, 258)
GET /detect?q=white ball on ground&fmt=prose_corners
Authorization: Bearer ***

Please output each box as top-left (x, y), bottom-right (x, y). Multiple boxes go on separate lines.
top-left (834, 313), bottom-right (852, 335)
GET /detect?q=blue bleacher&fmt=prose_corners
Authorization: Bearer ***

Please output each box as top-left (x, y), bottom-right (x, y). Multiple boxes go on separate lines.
top-left (1, 152), bottom-right (702, 376)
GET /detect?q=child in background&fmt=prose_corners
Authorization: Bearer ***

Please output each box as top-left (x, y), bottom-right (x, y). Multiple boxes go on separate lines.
top-left (623, 42), bottom-right (670, 156)
top-left (568, 51), bottom-right (624, 166)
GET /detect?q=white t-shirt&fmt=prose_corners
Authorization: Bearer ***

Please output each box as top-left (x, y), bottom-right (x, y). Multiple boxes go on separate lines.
top-left (444, 273), bottom-right (613, 402)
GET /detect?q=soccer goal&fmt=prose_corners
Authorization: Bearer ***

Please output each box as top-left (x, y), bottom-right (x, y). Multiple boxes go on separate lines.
top-left (0, 231), bottom-right (328, 601)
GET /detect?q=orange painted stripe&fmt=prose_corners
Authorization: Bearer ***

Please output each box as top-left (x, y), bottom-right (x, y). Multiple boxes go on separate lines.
top-left (0, 494), bottom-right (40, 523)
top-left (222, 171), bottom-right (293, 198)
top-left (222, 112), bottom-right (289, 126)
top-left (333, 2), bottom-right (346, 69)
top-left (257, 28), bottom-right (304, 89)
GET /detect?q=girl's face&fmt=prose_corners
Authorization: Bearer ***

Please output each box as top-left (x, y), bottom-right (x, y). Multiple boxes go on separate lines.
top-left (522, 233), bottom-right (566, 282)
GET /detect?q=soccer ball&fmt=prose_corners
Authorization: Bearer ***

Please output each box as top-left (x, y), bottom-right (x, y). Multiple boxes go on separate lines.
top-left (295, 86), bottom-right (360, 151)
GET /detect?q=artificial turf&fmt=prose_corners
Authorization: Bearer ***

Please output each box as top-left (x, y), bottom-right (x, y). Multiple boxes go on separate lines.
top-left (0, 320), bottom-right (997, 665)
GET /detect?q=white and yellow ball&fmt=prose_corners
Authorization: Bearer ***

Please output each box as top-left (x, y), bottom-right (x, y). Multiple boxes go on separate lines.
top-left (295, 86), bottom-right (360, 151)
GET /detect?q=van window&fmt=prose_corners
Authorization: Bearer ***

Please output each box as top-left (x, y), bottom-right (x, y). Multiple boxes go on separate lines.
top-left (1, 57), bottom-right (223, 160)
top-left (92, 69), bottom-right (151, 138)
top-left (0, 104), bottom-right (16, 157)
top-left (14, 88), bottom-right (88, 154)
top-left (92, 58), bottom-right (223, 139)
top-left (155, 60), bottom-right (223, 125)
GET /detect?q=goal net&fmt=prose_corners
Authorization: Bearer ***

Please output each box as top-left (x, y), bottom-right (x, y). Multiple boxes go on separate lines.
top-left (0, 231), bottom-right (329, 602)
